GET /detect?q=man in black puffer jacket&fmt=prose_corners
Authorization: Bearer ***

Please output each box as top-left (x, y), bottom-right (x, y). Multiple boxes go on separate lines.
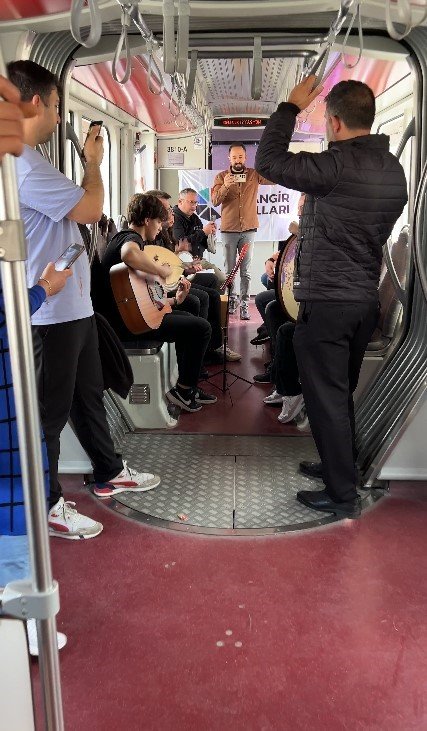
top-left (255, 77), bottom-right (408, 518)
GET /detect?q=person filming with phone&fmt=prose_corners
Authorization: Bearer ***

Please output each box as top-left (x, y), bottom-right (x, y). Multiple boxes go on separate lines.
top-left (211, 144), bottom-right (273, 320)
top-left (7, 60), bottom-right (161, 542)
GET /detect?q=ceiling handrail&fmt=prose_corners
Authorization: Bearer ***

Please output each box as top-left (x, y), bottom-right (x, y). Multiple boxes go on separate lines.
top-left (111, 9), bottom-right (132, 84)
top-left (303, 0), bottom-right (354, 87)
top-left (70, 0), bottom-right (102, 48)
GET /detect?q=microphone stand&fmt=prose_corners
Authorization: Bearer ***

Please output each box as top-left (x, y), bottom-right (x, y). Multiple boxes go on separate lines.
top-left (209, 245), bottom-right (253, 400)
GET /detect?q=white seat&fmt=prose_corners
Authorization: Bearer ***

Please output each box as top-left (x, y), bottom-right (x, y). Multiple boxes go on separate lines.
top-left (112, 341), bottom-right (178, 429)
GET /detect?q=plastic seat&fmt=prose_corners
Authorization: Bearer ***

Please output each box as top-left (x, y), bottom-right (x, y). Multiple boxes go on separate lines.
top-left (113, 341), bottom-right (179, 429)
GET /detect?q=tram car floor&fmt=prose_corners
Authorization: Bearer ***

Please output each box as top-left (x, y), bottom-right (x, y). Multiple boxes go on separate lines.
top-left (30, 300), bottom-right (427, 730)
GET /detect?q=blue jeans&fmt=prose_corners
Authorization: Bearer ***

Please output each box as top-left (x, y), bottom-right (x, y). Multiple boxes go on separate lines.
top-left (221, 230), bottom-right (256, 302)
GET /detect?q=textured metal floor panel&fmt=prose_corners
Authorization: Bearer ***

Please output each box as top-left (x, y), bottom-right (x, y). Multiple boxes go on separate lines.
top-left (107, 433), bottom-right (376, 534)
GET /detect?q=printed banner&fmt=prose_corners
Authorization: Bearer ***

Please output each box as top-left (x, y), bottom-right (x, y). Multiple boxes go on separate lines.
top-left (179, 169), bottom-right (301, 242)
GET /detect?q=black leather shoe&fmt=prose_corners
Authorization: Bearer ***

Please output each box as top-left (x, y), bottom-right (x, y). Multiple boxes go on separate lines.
top-left (199, 368), bottom-right (209, 380)
top-left (250, 333), bottom-right (270, 345)
top-left (253, 369), bottom-right (272, 383)
top-left (299, 461), bottom-right (323, 479)
top-left (297, 489), bottom-right (361, 518)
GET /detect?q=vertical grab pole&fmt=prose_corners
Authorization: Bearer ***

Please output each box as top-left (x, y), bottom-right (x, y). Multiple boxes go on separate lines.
top-left (0, 49), bottom-right (64, 729)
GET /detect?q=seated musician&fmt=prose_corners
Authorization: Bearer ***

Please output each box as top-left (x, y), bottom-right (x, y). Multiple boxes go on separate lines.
top-left (172, 188), bottom-right (227, 287)
top-left (99, 194), bottom-right (217, 412)
top-left (253, 194), bottom-right (305, 383)
top-left (147, 189), bottom-right (241, 364)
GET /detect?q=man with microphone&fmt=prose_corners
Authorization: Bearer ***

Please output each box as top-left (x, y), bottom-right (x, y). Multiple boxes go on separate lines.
top-left (211, 144), bottom-right (272, 320)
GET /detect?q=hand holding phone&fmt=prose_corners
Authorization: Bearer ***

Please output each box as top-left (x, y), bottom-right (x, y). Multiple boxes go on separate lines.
top-left (83, 120), bottom-right (104, 165)
top-left (38, 262), bottom-right (72, 297)
top-left (55, 243), bottom-right (85, 271)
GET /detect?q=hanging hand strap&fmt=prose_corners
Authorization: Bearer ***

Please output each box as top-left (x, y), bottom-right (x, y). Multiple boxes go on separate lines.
top-left (341, 1), bottom-right (364, 69)
top-left (176, 0), bottom-right (190, 74)
top-left (112, 9), bottom-right (132, 84)
top-left (70, 0), bottom-right (102, 48)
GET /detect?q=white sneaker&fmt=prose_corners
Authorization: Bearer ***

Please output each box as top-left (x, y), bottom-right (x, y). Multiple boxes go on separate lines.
top-left (278, 395), bottom-right (305, 424)
top-left (94, 460), bottom-right (161, 498)
top-left (26, 618), bottom-right (67, 657)
top-left (263, 390), bottom-right (284, 405)
top-left (48, 497), bottom-right (103, 540)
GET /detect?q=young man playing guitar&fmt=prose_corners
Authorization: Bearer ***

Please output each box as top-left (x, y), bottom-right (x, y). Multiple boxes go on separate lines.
top-left (100, 194), bottom-right (217, 412)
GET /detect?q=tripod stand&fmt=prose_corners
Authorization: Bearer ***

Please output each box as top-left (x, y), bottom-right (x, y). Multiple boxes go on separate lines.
top-left (209, 243), bottom-right (253, 396)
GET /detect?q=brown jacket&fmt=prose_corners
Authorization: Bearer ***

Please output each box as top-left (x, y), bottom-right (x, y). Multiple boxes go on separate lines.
top-left (211, 167), bottom-right (272, 232)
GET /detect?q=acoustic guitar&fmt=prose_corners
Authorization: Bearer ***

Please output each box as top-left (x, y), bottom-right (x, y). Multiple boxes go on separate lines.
top-left (110, 262), bottom-right (172, 335)
top-left (274, 233), bottom-right (299, 322)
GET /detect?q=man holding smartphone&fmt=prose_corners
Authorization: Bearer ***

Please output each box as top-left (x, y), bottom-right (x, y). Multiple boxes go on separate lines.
top-left (8, 60), bottom-right (161, 541)
top-left (211, 144), bottom-right (272, 320)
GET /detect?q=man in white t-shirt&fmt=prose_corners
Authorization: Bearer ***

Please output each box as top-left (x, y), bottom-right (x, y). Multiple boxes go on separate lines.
top-left (8, 60), bottom-right (161, 540)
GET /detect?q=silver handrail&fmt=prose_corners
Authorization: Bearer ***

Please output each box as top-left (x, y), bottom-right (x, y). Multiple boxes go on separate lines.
top-left (0, 49), bottom-right (64, 729)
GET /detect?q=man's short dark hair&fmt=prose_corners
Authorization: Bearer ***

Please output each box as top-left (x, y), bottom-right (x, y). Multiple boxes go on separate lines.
top-left (179, 188), bottom-right (197, 198)
top-left (127, 194), bottom-right (167, 227)
top-left (7, 60), bottom-right (61, 104)
top-left (229, 143), bottom-right (246, 153)
top-left (145, 189), bottom-right (171, 200)
top-left (325, 80), bottom-right (375, 130)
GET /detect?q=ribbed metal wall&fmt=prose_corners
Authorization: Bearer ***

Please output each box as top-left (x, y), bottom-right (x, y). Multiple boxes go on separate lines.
top-left (356, 27), bottom-right (427, 484)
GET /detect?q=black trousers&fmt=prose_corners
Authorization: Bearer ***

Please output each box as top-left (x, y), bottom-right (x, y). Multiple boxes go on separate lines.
top-left (265, 299), bottom-right (288, 357)
top-left (33, 317), bottom-right (123, 506)
top-left (174, 292), bottom-right (203, 317)
top-left (171, 285), bottom-right (222, 352)
top-left (293, 300), bottom-right (379, 503)
top-left (271, 322), bottom-right (300, 396)
top-left (135, 310), bottom-right (211, 388)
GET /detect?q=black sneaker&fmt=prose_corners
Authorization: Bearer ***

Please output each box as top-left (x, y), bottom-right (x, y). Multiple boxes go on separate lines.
top-left (166, 388), bottom-right (202, 412)
top-left (250, 333), bottom-right (270, 345)
top-left (195, 388), bottom-right (217, 404)
top-left (253, 369), bottom-right (272, 384)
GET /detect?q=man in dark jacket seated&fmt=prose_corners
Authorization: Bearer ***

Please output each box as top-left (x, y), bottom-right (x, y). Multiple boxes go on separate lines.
top-left (255, 77), bottom-right (408, 518)
top-left (173, 188), bottom-right (226, 287)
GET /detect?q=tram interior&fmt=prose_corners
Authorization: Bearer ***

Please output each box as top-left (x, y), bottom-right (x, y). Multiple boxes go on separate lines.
top-left (1, 1), bottom-right (427, 729)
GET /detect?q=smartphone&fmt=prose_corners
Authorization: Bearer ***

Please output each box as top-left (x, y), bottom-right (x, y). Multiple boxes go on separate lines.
top-left (233, 172), bottom-right (247, 183)
top-left (85, 120), bottom-right (103, 143)
top-left (55, 243), bottom-right (86, 271)
top-left (89, 120), bottom-right (103, 131)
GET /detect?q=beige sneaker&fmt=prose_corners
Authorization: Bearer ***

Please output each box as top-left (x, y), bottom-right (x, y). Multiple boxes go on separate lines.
top-left (225, 346), bottom-right (242, 362)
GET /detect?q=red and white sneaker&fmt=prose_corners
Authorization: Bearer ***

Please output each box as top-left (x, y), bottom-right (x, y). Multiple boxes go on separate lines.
top-left (93, 460), bottom-right (161, 498)
top-left (48, 497), bottom-right (103, 540)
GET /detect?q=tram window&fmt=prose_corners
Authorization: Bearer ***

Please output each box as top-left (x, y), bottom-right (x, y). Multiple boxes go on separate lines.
top-left (377, 114), bottom-right (409, 244)
top-left (377, 114), bottom-right (405, 155)
top-left (134, 133), bottom-right (147, 193)
top-left (82, 117), bottom-right (112, 218)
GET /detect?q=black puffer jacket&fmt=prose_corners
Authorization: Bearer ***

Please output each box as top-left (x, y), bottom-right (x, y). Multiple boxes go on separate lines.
top-left (172, 205), bottom-right (207, 259)
top-left (255, 102), bottom-right (408, 302)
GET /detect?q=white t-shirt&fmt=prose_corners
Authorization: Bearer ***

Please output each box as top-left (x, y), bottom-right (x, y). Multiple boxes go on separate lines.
top-left (16, 145), bottom-right (93, 325)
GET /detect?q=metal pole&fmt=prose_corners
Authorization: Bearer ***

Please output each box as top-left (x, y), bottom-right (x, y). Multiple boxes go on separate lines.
top-left (0, 48), bottom-right (64, 730)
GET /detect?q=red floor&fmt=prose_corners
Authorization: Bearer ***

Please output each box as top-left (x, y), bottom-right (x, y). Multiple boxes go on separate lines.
top-left (166, 299), bottom-right (301, 437)
top-left (32, 480), bottom-right (427, 730)
top-left (31, 299), bottom-right (427, 729)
